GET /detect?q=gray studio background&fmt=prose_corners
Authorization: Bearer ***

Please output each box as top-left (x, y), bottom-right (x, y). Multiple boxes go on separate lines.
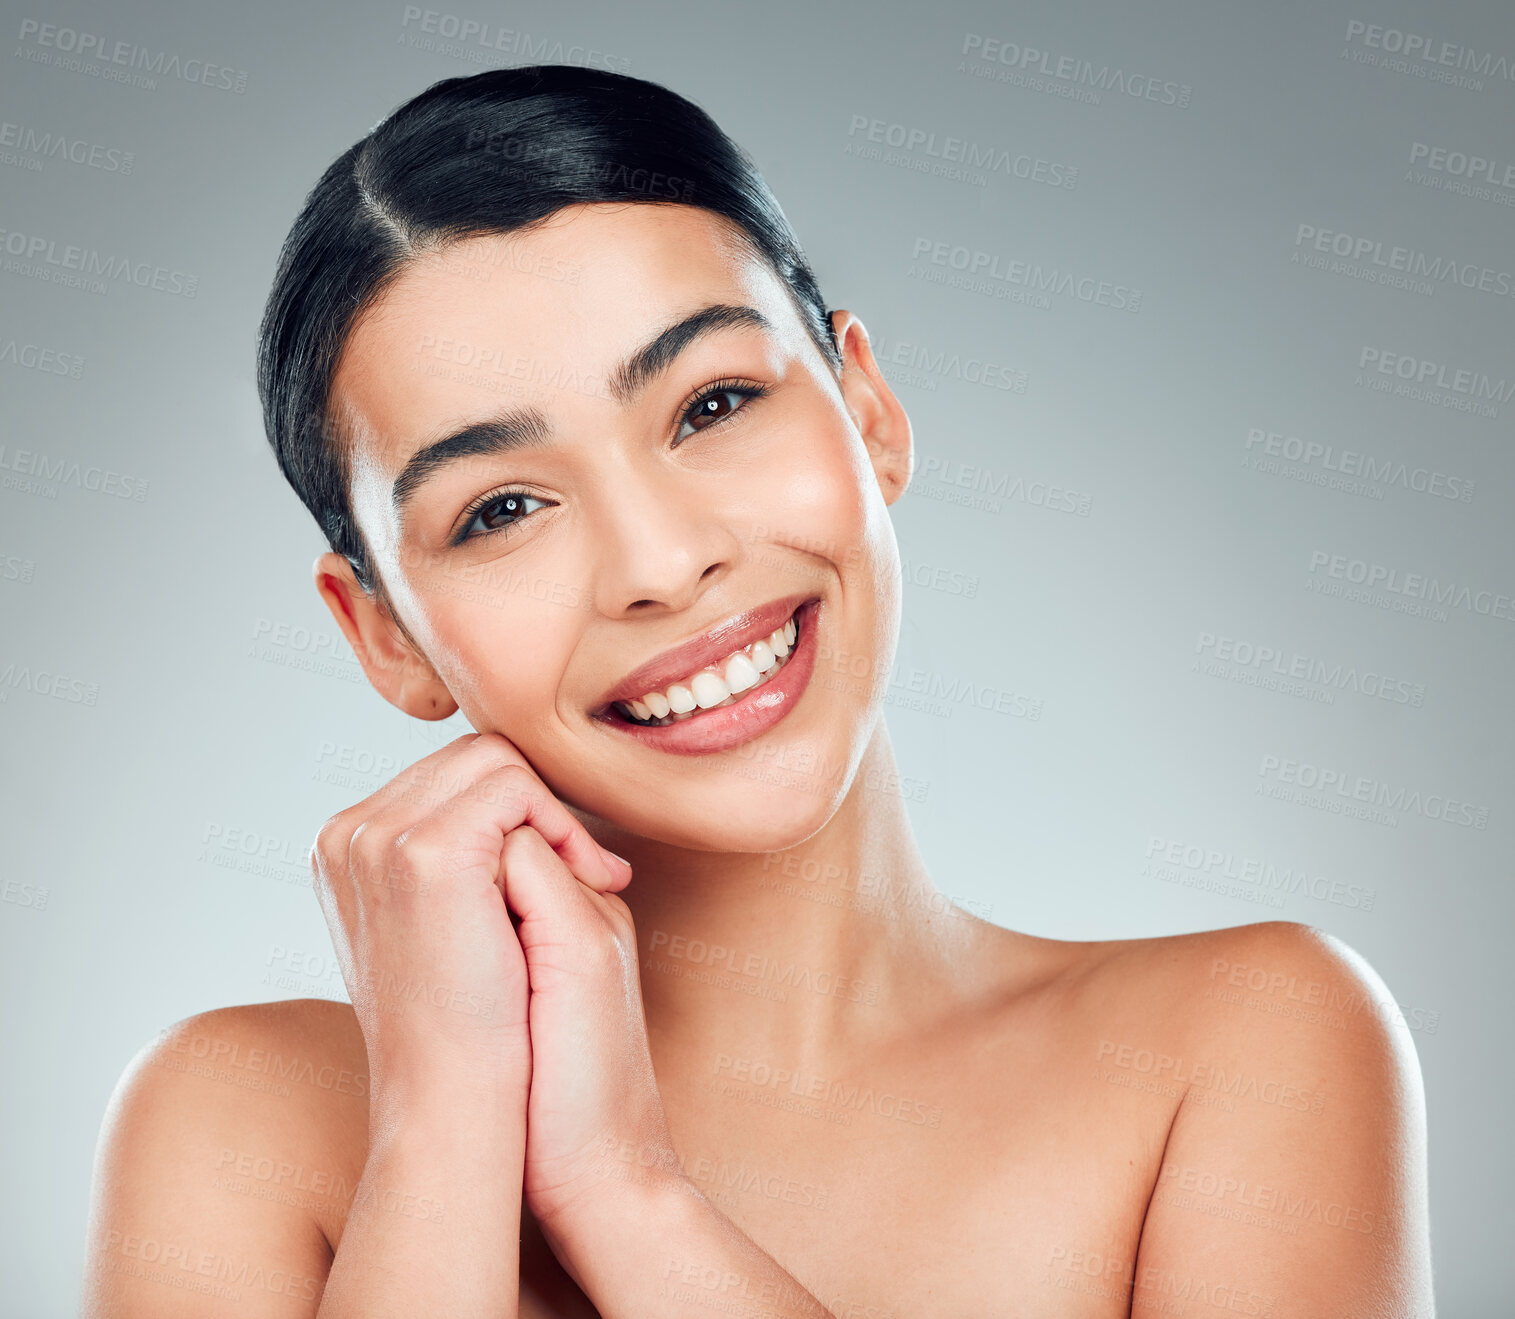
top-left (2, 0), bottom-right (1510, 1311)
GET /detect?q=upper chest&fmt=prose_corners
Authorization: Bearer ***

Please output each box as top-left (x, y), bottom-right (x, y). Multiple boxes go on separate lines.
top-left (328, 954), bottom-right (1195, 1317)
top-left (573, 1006), bottom-right (1185, 1319)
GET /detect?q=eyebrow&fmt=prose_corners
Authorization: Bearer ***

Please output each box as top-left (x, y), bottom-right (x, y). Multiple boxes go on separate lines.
top-left (390, 302), bottom-right (776, 525)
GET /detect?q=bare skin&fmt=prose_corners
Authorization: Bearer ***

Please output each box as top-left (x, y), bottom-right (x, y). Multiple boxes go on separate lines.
top-left (82, 203), bottom-right (1434, 1318)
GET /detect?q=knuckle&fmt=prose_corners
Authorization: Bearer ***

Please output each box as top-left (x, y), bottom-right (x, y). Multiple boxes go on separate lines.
top-left (389, 827), bottom-right (440, 869)
top-left (348, 821), bottom-right (420, 890)
top-left (477, 763), bottom-right (537, 811)
top-left (582, 927), bottom-right (627, 976)
top-left (346, 818), bottom-right (390, 864)
top-left (602, 893), bottom-right (634, 933)
top-left (469, 731), bottom-right (513, 765)
top-left (477, 737), bottom-right (531, 777)
top-left (313, 810), bottom-right (353, 858)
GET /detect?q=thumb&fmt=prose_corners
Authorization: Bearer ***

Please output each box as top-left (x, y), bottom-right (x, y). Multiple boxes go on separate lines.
top-left (498, 825), bottom-right (625, 975)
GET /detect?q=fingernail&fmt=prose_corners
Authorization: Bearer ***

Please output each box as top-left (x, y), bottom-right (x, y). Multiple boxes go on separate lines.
top-left (603, 848), bottom-right (633, 871)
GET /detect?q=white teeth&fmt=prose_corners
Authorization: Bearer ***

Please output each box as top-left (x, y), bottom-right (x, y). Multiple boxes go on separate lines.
top-left (724, 651), bottom-right (762, 694)
top-left (690, 671), bottom-right (732, 709)
top-left (613, 606), bottom-right (806, 727)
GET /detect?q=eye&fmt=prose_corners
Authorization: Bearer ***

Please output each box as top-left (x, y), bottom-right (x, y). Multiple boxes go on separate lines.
top-left (454, 490), bottom-right (552, 545)
top-left (450, 379), bottom-right (769, 546)
top-left (675, 380), bottom-right (769, 444)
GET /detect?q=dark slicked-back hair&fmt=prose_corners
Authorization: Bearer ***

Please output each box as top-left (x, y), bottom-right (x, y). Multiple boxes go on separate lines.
top-left (256, 63), bottom-right (841, 600)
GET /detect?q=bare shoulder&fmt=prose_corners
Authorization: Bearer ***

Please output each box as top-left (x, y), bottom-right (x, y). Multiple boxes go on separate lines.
top-left (1075, 918), bottom-right (1423, 1068)
top-left (940, 913), bottom-right (1422, 1107)
top-left (146, 996), bottom-right (370, 1101)
top-left (112, 997), bottom-right (370, 1167)
top-left (1054, 921), bottom-right (1434, 1315)
top-left (82, 999), bottom-right (369, 1319)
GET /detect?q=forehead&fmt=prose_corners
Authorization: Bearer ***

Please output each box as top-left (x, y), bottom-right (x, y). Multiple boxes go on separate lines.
top-left (330, 202), bottom-right (799, 471)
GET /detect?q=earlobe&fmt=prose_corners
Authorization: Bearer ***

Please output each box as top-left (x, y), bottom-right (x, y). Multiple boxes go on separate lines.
top-left (830, 310), bottom-right (914, 507)
top-left (312, 552), bottom-right (460, 721)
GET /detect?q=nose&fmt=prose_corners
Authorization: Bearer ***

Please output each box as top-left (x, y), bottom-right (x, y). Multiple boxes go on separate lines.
top-left (589, 465), bottom-right (741, 616)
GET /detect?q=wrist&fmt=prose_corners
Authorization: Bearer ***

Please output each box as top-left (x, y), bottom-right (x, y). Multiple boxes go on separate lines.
top-left (370, 1065), bottom-right (530, 1143)
top-left (360, 1007), bottom-right (532, 1089)
top-left (532, 1128), bottom-right (688, 1231)
top-left (551, 1173), bottom-right (829, 1319)
top-left (537, 1162), bottom-right (705, 1296)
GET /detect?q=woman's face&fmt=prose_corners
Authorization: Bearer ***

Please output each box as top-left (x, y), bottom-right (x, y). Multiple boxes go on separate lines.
top-left (325, 201), bottom-right (913, 852)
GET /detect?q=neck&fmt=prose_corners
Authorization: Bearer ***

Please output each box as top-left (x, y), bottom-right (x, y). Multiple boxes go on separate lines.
top-left (593, 720), bottom-right (983, 1071)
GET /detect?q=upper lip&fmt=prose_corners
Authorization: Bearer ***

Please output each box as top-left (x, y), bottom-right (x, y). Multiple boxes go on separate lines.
top-left (594, 591), bottom-right (816, 714)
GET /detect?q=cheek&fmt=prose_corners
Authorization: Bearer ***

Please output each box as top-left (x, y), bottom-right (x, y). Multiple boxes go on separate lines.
top-left (417, 582), bottom-right (575, 727)
top-left (765, 421), bottom-right (879, 571)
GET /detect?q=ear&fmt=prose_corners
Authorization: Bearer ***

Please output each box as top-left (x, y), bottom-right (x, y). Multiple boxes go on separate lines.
top-left (829, 309), bottom-right (913, 506)
top-left (312, 552), bottom-right (459, 721)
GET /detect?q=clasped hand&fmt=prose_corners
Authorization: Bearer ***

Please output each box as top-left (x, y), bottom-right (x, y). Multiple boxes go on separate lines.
top-left (309, 731), bottom-right (681, 1260)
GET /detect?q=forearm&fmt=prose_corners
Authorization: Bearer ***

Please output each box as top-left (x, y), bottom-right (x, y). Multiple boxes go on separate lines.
top-left (557, 1172), bottom-right (834, 1319)
top-left (317, 1094), bottom-right (526, 1319)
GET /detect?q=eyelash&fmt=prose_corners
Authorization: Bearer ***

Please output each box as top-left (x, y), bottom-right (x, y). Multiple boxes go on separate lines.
top-left (450, 377), bottom-right (771, 545)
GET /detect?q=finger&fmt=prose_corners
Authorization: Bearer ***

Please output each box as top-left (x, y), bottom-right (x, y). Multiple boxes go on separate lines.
top-left (364, 762), bottom-right (626, 899)
top-left (496, 826), bottom-right (624, 971)
top-left (360, 732), bottom-right (508, 819)
top-left (311, 732), bottom-right (483, 889)
top-left (334, 733), bottom-right (631, 887)
top-left (324, 732), bottom-right (529, 847)
top-left (465, 736), bottom-right (634, 889)
top-left (458, 763), bottom-right (627, 895)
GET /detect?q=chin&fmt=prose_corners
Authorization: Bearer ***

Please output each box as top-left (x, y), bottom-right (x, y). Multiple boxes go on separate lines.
top-left (586, 735), bottom-right (861, 854)
top-left (642, 804), bottom-right (844, 857)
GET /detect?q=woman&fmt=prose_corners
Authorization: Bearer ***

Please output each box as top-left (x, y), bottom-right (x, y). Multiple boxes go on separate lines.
top-left (82, 65), bottom-right (1434, 1317)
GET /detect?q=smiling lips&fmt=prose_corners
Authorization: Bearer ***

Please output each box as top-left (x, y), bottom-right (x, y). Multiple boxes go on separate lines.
top-left (614, 610), bottom-right (801, 726)
top-left (594, 590), bottom-right (816, 717)
top-left (593, 592), bottom-right (822, 753)
top-left (596, 596), bottom-right (824, 754)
